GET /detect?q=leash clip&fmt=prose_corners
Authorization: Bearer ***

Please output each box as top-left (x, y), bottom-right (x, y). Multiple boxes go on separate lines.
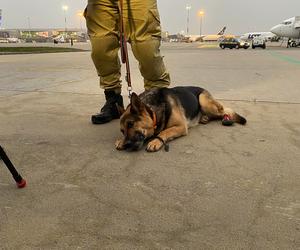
top-left (127, 86), bottom-right (132, 98)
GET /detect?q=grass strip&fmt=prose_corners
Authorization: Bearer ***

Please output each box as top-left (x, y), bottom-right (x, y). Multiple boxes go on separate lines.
top-left (0, 47), bottom-right (85, 54)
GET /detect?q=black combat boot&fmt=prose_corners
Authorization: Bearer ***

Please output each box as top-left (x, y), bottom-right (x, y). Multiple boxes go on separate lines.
top-left (91, 90), bottom-right (124, 124)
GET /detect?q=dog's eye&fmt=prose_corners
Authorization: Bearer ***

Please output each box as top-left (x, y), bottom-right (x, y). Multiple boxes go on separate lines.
top-left (127, 121), bottom-right (134, 129)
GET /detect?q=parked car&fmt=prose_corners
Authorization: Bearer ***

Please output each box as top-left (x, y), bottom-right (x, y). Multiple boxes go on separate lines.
top-left (252, 37), bottom-right (266, 49)
top-left (239, 40), bottom-right (250, 49)
top-left (219, 38), bottom-right (250, 49)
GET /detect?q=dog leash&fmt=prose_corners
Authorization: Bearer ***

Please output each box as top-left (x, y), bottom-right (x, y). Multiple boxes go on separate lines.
top-left (119, 0), bottom-right (132, 99)
top-left (152, 136), bottom-right (169, 152)
top-left (118, 5), bottom-right (168, 153)
top-left (146, 136), bottom-right (169, 152)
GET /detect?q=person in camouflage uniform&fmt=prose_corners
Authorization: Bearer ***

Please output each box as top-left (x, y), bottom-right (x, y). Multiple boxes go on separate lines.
top-left (85, 0), bottom-right (171, 124)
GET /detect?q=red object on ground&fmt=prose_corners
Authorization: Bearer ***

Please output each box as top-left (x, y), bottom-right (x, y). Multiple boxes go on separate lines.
top-left (17, 179), bottom-right (27, 188)
top-left (0, 145), bottom-right (27, 189)
top-left (222, 114), bottom-right (234, 126)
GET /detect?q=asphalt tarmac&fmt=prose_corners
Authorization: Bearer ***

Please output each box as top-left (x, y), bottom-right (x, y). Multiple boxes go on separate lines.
top-left (0, 42), bottom-right (299, 249)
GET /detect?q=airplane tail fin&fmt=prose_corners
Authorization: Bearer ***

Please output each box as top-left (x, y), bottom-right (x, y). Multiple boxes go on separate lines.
top-left (217, 27), bottom-right (227, 35)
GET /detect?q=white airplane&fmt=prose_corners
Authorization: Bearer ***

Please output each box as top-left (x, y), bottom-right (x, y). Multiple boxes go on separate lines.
top-left (186, 27), bottom-right (229, 42)
top-left (271, 16), bottom-right (300, 39)
top-left (240, 32), bottom-right (276, 41)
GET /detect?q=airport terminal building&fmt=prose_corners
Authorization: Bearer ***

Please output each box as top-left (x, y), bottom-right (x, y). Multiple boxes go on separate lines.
top-left (0, 28), bottom-right (88, 43)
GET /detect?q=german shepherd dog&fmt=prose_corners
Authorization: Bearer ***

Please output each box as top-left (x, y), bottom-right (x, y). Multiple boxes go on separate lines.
top-left (115, 87), bottom-right (246, 152)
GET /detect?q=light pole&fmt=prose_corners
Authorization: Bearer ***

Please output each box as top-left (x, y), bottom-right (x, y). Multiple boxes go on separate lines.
top-left (186, 4), bottom-right (191, 35)
top-left (198, 10), bottom-right (205, 37)
top-left (27, 17), bottom-right (32, 38)
top-left (27, 17), bottom-right (31, 30)
top-left (62, 5), bottom-right (69, 33)
top-left (77, 12), bottom-right (84, 32)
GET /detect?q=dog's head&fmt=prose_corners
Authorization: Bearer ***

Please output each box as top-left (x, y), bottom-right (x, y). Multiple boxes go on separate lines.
top-left (119, 93), bottom-right (156, 151)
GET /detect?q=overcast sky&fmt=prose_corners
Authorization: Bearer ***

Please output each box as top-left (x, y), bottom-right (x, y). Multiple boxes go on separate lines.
top-left (1, 0), bottom-right (300, 35)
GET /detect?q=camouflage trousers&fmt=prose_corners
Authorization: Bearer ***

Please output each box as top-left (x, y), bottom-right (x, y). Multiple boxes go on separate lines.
top-left (85, 0), bottom-right (171, 92)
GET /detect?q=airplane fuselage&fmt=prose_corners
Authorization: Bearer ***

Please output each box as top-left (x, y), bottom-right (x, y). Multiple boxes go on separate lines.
top-left (240, 32), bottom-right (275, 41)
top-left (271, 17), bottom-right (300, 39)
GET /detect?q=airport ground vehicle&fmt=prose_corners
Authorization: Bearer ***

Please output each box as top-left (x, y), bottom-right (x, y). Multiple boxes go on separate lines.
top-left (252, 37), bottom-right (266, 49)
top-left (219, 38), bottom-right (250, 49)
top-left (239, 40), bottom-right (250, 49)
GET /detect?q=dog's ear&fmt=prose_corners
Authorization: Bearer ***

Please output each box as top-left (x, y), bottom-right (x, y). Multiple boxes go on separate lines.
top-left (130, 92), bottom-right (144, 114)
top-left (116, 103), bottom-right (125, 116)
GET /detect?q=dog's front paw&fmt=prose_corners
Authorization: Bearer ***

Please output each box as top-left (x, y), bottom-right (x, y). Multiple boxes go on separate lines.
top-left (115, 138), bottom-right (125, 150)
top-left (200, 115), bottom-right (210, 124)
top-left (146, 139), bottom-right (163, 152)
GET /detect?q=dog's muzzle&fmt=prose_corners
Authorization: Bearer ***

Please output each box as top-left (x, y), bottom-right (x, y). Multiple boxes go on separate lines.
top-left (123, 133), bottom-right (146, 151)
